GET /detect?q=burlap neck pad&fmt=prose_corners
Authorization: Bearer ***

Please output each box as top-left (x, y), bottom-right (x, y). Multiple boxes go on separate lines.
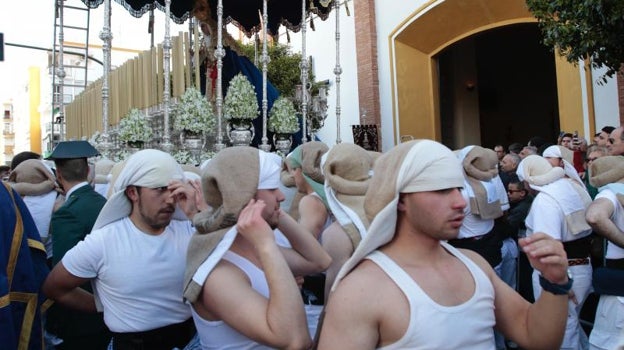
top-left (542, 145), bottom-right (584, 187)
top-left (459, 146), bottom-right (502, 219)
top-left (184, 147), bottom-right (260, 303)
top-left (8, 159), bottom-right (57, 196)
top-left (517, 155), bottom-right (565, 186)
top-left (332, 140), bottom-right (464, 292)
top-left (533, 178), bottom-right (592, 236)
top-left (94, 158), bottom-right (115, 184)
top-left (590, 155), bottom-right (624, 207)
top-left (324, 143), bottom-right (375, 249)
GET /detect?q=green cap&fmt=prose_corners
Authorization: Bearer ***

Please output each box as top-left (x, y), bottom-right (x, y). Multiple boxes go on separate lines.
top-left (45, 141), bottom-right (99, 160)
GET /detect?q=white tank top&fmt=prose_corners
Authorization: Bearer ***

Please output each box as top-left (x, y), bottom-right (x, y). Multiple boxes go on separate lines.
top-left (368, 242), bottom-right (496, 350)
top-left (191, 251), bottom-right (274, 350)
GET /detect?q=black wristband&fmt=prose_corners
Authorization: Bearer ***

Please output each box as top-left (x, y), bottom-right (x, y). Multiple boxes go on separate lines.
top-left (539, 275), bottom-right (573, 295)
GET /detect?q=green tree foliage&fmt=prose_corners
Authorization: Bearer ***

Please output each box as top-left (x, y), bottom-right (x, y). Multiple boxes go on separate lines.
top-left (526, 0), bottom-right (624, 82)
top-left (240, 42), bottom-right (315, 97)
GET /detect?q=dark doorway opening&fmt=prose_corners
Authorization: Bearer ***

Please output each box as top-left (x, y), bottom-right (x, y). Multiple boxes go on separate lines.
top-left (438, 23), bottom-right (559, 150)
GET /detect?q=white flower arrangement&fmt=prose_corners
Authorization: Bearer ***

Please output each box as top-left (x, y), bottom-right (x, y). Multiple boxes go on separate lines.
top-left (173, 150), bottom-right (194, 165)
top-left (112, 149), bottom-right (130, 162)
top-left (224, 73), bottom-right (258, 122)
top-left (118, 108), bottom-right (152, 143)
top-left (172, 87), bottom-right (216, 134)
top-left (268, 97), bottom-right (300, 134)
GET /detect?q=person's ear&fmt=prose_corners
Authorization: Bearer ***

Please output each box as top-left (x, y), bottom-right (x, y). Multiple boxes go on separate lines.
top-left (397, 194), bottom-right (407, 211)
top-left (125, 186), bottom-right (140, 201)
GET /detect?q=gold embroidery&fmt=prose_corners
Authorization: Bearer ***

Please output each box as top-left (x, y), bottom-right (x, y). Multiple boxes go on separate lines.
top-left (11, 292), bottom-right (37, 350)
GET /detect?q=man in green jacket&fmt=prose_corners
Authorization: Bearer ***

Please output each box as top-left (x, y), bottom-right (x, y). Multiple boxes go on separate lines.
top-left (46, 141), bottom-right (111, 349)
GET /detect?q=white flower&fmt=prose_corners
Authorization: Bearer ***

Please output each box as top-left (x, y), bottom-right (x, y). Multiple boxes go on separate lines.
top-left (224, 74), bottom-right (258, 121)
top-left (173, 150), bottom-right (194, 165)
top-left (268, 97), bottom-right (300, 134)
top-left (172, 87), bottom-right (216, 134)
top-left (118, 108), bottom-right (152, 143)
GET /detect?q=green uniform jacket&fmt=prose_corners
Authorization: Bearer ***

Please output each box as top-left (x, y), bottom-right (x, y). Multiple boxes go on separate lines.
top-left (47, 184), bottom-right (110, 345)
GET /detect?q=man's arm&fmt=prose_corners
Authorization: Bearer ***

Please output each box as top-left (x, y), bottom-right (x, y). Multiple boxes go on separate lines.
top-left (42, 262), bottom-right (97, 313)
top-left (297, 195), bottom-right (329, 240)
top-left (468, 233), bottom-right (569, 350)
top-left (321, 222), bottom-right (354, 301)
top-left (198, 199), bottom-right (311, 349)
top-left (317, 262), bottom-right (382, 350)
top-left (277, 209), bottom-right (332, 277)
top-left (586, 197), bottom-right (624, 248)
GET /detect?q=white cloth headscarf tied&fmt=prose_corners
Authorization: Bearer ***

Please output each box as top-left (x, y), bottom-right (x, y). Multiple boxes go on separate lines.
top-left (332, 140), bottom-right (465, 291)
top-left (542, 145), bottom-right (584, 188)
top-left (258, 151), bottom-right (282, 190)
top-left (93, 149), bottom-right (185, 230)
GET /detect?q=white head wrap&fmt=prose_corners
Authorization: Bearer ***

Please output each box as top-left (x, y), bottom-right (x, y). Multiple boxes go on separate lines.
top-left (332, 140), bottom-right (465, 291)
top-left (93, 149), bottom-right (185, 230)
top-left (542, 145), bottom-right (584, 188)
top-left (258, 151), bottom-right (282, 190)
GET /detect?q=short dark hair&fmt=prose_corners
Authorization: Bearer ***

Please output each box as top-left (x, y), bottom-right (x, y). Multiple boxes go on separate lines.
top-left (10, 151), bottom-right (41, 170)
top-left (528, 136), bottom-right (548, 149)
top-left (55, 158), bottom-right (89, 182)
top-left (508, 142), bottom-right (523, 154)
top-left (601, 126), bottom-right (615, 134)
top-left (509, 179), bottom-right (526, 192)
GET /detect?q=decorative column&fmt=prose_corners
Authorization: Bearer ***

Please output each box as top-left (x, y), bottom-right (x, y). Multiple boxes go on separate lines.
top-left (98, 0), bottom-right (114, 157)
top-left (56, 0), bottom-right (66, 142)
top-left (334, 0), bottom-right (342, 144)
top-left (300, 0), bottom-right (309, 143)
top-left (160, 0), bottom-right (174, 152)
top-left (214, 0), bottom-right (226, 150)
top-left (258, 0), bottom-right (271, 152)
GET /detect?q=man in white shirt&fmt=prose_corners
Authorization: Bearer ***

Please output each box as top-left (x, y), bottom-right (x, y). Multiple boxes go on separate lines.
top-left (585, 156), bottom-right (624, 350)
top-left (43, 149), bottom-right (207, 350)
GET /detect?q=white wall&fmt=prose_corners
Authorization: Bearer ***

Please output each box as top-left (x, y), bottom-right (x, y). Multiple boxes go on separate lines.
top-left (282, 2), bottom-right (359, 146)
top-left (591, 66), bottom-right (620, 130)
top-left (374, 0), bottom-right (433, 150)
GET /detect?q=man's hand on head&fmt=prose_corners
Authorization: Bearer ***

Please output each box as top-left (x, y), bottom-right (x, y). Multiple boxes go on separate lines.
top-left (169, 179), bottom-right (206, 219)
top-left (237, 199), bottom-right (275, 248)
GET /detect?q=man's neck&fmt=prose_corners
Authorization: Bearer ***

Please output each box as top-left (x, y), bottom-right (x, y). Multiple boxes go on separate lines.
top-left (382, 222), bottom-right (448, 267)
top-left (63, 181), bottom-right (88, 197)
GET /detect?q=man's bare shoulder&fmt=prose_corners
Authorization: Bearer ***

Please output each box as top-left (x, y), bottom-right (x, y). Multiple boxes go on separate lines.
top-left (205, 258), bottom-right (252, 288)
top-left (329, 259), bottom-right (401, 309)
top-left (455, 247), bottom-right (495, 279)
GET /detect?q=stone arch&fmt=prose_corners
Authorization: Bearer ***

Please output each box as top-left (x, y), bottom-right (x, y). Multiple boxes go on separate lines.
top-left (389, 0), bottom-right (585, 144)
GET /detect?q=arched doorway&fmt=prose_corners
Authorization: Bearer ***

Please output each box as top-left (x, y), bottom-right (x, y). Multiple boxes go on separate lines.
top-left (437, 23), bottom-right (559, 149)
top-left (390, 0), bottom-right (586, 147)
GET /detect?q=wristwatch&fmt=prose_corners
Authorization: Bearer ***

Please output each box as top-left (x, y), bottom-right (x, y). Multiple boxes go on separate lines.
top-left (539, 271), bottom-right (573, 295)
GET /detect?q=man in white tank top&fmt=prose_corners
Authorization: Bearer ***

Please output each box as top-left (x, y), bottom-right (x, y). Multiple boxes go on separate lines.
top-left (183, 148), bottom-right (331, 349)
top-left (318, 140), bottom-right (571, 350)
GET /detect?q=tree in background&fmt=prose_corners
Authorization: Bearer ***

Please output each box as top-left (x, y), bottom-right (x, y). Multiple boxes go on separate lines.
top-left (526, 0), bottom-right (624, 82)
top-left (240, 42), bottom-right (317, 97)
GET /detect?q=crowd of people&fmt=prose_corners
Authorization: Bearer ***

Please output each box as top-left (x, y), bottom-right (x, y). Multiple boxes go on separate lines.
top-left (2, 125), bottom-right (624, 350)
